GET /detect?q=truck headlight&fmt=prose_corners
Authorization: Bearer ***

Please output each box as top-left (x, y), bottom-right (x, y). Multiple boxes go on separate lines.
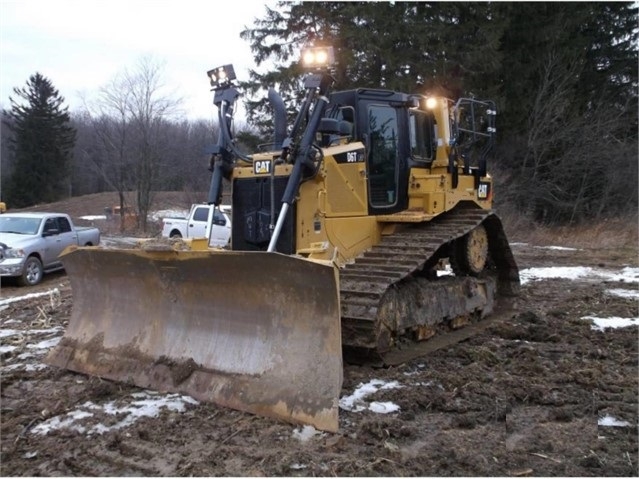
top-left (3, 248), bottom-right (25, 259)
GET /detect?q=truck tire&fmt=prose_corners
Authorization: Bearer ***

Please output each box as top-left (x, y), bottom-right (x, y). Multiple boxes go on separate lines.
top-left (19, 256), bottom-right (43, 286)
top-left (170, 231), bottom-right (182, 239)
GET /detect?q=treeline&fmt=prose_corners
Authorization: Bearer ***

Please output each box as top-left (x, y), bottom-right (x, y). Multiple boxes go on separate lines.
top-left (2, 2), bottom-right (637, 226)
top-left (241, 1), bottom-right (638, 223)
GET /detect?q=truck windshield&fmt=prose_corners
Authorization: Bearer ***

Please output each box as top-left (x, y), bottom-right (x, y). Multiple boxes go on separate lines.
top-left (0, 217), bottom-right (42, 235)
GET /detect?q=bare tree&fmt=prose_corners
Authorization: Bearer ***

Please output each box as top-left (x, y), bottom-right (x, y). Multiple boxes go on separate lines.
top-left (123, 56), bottom-right (182, 231)
top-left (82, 56), bottom-right (182, 231)
top-left (510, 47), bottom-right (637, 223)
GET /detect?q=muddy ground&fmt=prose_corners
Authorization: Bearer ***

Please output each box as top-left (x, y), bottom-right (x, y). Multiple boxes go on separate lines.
top-left (1, 218), bottom-right (637, 476)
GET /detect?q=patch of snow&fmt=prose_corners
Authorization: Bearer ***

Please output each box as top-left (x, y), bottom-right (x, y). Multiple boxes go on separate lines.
top-left (0, 327), bottom-right (63, 339)
top-left (292, 424), bottom-right (325, 442)
top-left (79, 215), bottom-right (107, 221)
top-left (32, 391), bottom-right (199, 436)
top-left (3, 362), bottom-right (49, 372)
top-left (582, 315), bottom-right (639, 331)
top-left (437, 264), bottom-right (454, 277)
top-left (598, 415), bottom-right (631, 427)
top-left (369, 401), bottom-right (401, 414)
top-left (609, 267), bottom-right (639, 282)
top-left (0, 288), bottom-right (60, 307)
top-left (520, 266), bottom-right (639, 286)
top-left (605, 288), bottom-right (639, 300)
top-left (16, 352), bottom-right (36, 360)
top-left (534, 245), bottom-right (580, 251)
top-left (0, 329), bottom-right (22, 339)
top-left (27, 337), bottom-right (62, 350)
top-left (520, 266), bottom-right (594, 284)
top-left (32, 410), bottom-right (94, 435)
top-left (0, 345), bottom-right (17, 354)
top-left (413, 381), bottom-right (443, 388)
top-left (339, 379), bottom-right (402, 413)
top-left (510, 243), bottom-right (579, 251)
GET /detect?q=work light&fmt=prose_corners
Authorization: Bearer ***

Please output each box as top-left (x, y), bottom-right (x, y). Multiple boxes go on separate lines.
top-left (425, 97), bottom-right (439, 110)
top-left (206, 64), bottom-right (236, 88)
top-left (301, 46), bottom-right (335, 69)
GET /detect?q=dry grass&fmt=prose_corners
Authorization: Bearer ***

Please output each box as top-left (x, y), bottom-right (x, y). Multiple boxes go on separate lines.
top-left (500, 210), bottom-right (638, 251)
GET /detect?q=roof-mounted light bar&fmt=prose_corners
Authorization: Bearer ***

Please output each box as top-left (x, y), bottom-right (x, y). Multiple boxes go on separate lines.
top-left (206, 64), bottom-right (236, 89)
top-left (301, 46), bottom-right (335, 70)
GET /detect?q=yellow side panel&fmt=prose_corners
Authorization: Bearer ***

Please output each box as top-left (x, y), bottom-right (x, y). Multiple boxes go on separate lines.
top-left (423, 192), bottom-right (445, 215)
top-left (324, 216), bottom-right (380, 265)
top-left (323, 157), bottom-right (368, 217)
top-left (407, 168), bottom-right (493, 214)
top-left (296, 146), bottom-right (371, 264)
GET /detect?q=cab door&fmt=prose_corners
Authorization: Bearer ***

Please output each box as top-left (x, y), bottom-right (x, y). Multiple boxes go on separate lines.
top-left (208, 209), bottom-right (230, 247)
top-left (187, 206), bottom-right (210, 238)
top-left (42, 216), bottom-right (75, 265)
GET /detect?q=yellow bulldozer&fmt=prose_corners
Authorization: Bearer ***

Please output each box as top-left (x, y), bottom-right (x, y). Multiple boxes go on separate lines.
top-left (47, 47), bottom-right (519, 433)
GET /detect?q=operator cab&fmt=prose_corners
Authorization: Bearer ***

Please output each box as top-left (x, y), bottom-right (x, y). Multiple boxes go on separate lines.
top-left (326, 89), bottom-right (438, 214)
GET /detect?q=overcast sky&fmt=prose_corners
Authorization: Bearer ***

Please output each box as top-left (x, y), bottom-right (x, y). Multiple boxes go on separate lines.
top-left (0, 0), bottom-right (277, 120)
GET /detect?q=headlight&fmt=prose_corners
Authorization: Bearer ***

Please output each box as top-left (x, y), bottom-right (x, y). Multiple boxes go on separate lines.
top-left (3, 248), bottom-right (25, 259)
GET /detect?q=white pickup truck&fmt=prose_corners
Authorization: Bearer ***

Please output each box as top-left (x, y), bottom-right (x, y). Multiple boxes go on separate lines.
top-left (161, 204), bottom-right (231, 248)
top-left (0, 212), bottom-right (101, 286)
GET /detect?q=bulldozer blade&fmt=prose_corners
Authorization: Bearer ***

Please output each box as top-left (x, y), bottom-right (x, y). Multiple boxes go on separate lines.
top-left (46, 247), bottom-right (343, 432)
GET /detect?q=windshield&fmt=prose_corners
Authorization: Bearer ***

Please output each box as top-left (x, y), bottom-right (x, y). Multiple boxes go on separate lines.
top-left (0, 217), bottom-right (42, 235)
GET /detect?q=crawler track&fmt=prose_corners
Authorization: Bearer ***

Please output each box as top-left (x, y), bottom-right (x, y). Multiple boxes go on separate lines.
top-left (339, 205), bottom-right (520, 363)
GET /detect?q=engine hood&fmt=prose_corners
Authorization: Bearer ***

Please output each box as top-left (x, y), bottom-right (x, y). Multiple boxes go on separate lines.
top-left (0, 233), bottom-right (37, 250)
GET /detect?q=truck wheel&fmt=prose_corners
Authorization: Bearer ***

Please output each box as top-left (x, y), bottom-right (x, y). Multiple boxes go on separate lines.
top-left (170, 231), bottom-right (182, 239)
top-left (18, 256), bottom-right (43, 286)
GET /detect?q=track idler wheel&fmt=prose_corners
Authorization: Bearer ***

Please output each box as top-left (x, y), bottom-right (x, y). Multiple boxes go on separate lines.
top-left (452, 224), bottom-right (489, 276)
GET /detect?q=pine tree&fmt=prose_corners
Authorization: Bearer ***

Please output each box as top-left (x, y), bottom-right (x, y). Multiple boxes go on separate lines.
top-left (3, 73), bottom-right (76, 208)
top-left (239, 2), bottom-right (506, 135)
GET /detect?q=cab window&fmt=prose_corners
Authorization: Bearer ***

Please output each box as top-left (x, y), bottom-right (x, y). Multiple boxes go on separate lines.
top-left (409, 110), bottom-right (436, 163)
top-left (367, 104), bottom-right (399, 207)
top-left (193, 207), bottom-right (209, 222)
top-left (57, 217), bottom-right (72, 233)
top-left (43, 218), bottom-right (58, 234)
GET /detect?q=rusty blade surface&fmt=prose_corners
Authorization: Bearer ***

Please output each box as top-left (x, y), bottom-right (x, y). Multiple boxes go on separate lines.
top-left (46, 247), bottom-right (343, 432)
